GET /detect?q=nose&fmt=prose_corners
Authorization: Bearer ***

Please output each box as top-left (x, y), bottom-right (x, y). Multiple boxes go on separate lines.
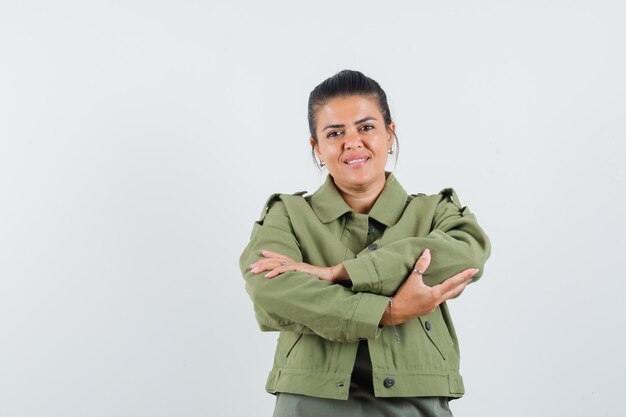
top-left (343, 128), bottom-right (363, 149)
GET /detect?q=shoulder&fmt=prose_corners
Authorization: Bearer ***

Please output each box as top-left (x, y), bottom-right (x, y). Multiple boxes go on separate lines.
top-left (402, 187), bottom-right (469, 225)
top-left (407, 187), bottom-right (464, 209)
top-left (258, 190), bottom-right (309, 222)
top-left (437, 187), bottom-right (465, 209)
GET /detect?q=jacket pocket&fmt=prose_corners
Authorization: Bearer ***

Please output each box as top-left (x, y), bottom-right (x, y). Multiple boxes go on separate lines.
top-left (279, 332), bottom-right (303, 358)
top-left (418, 309), bottom-right (454, 360)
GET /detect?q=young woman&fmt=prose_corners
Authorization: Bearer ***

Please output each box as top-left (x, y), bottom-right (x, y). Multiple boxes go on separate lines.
top-left (240, 70), bottom-right (491, 417)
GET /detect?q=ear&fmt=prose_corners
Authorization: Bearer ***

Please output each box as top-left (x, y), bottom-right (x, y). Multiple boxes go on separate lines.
top-left (386, 122), bottom-right (396, 146)
top-left (310, 137), bottom-right (321, 158)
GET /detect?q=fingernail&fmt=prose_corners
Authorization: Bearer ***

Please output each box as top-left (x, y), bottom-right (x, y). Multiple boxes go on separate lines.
top-left (472, 268), bottom-right (480, 276)
top-left (264, 272), bottom-right (270, 278)
top-left (259, 249), bottom-right (267, 255)
top-left (422, 248), bottom-right (430, 257)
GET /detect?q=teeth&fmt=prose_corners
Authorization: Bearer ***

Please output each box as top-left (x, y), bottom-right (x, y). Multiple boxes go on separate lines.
top-left (346, 158), bottom-right (367, 165)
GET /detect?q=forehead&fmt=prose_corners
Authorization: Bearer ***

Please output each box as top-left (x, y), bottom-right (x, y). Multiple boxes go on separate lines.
top-left (315, 95), bottom-right (381, 124)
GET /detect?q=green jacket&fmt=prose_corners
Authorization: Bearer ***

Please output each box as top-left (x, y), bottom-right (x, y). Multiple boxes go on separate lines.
top-left (239, 173), bottom-right (491, 400)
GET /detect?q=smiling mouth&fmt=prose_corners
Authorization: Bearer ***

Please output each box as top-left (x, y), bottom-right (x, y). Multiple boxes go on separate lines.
top-left (345, 157), bottom-right (369, 165)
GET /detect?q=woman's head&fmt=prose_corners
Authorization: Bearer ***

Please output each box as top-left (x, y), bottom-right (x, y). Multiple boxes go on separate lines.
top-left (308, 70), bottom-right (395, 144)
top-left (307, 70), bottom-right (398, 191)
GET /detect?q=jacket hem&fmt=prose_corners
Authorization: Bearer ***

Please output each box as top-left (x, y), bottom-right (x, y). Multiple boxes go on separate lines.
top-left (265, 368), bottom-right (465, 400)
top-left (266, 368), bottom-right (352, 400)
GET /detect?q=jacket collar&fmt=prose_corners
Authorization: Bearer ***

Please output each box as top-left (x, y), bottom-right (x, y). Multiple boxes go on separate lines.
top-left (310, 172), bottom-right (408, 227)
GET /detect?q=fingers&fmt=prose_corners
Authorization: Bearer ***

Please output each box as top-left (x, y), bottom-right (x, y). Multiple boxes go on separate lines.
top-left (249, 255), bottom-right (305, 278)
top-left (260, 250), bottom-right (293, 262)
top-left (440, 279), bottom-right (470, 300)
top-left (252, 261), bottom-right (327, 280)
top-left (264, 263), bottom-right (304, 279)
top-left (249, 250), bottom-right (295, 273)
top-left (435, 268), bottom-right (479, 300)
top-left (249, 258), bottom-right (288, 274)
top-left (264, 265), bottom-right (292, 278)
top-left (411, 249), bottom-right (431, 279)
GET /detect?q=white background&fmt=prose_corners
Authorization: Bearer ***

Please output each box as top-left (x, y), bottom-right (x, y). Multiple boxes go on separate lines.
top-left (1, 1), bottom-right (625, 416)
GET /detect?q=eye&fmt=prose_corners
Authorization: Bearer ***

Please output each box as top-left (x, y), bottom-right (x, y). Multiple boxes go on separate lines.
top-left (360, 124), bottom-right (374, 132)
top-left (326, 130), bottom-right (343, 139)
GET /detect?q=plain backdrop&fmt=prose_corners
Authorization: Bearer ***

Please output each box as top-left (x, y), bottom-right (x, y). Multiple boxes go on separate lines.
top-left (1, 1), bottom-right (625, 416)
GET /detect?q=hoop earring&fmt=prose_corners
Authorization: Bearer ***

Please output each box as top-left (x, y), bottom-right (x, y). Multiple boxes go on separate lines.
top-left (387, 149), bottom-right (393, 155)
top-left (319, 160), bottom-right (326, 168)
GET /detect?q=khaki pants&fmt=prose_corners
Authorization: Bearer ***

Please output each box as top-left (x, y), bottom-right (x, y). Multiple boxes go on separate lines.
top-left (273, 392), bottom-right (453, 417)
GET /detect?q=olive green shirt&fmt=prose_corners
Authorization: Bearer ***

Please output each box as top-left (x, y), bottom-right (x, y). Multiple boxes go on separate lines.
top-left (240, 173), bottom-right (491, 400)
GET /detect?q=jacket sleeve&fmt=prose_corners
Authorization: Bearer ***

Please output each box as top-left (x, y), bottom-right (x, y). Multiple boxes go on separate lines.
top-left (239, 196), bottom-right (390, 342)
top-left (342, 189), bottom-right (491, 296)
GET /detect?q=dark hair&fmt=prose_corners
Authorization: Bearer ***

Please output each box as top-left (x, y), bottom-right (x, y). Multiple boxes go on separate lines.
top-left (307, 69), bottom-right (399, 169)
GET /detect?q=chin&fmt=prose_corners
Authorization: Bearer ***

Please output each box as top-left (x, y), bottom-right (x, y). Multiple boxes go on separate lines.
top-left (335, 170), bottom-right (383, 189)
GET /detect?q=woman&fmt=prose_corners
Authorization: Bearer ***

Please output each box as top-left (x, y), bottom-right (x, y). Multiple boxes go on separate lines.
top-left (239, 70), bottom-right (491, 417)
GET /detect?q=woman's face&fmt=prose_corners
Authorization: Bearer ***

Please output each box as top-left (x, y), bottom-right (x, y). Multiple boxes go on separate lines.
top-left (311, 95), bottom-right (395, 192)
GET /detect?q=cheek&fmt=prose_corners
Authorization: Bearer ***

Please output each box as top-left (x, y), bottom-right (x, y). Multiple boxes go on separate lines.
top-left (320, 143), bottom-right (340, 158)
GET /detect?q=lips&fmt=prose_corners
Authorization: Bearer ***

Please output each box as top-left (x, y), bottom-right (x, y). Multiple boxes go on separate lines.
top-left (343, 155), bottom-right (370, 165)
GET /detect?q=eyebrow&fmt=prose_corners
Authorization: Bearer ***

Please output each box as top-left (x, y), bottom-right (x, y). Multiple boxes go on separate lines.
top-left (322, 117), bottom-right (378, 131)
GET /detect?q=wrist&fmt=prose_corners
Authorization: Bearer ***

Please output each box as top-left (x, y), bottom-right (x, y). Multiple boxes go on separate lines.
top-left (331, 264), bottom-right (350, 283)
top-left (387, 296), bottom-right (408, 325)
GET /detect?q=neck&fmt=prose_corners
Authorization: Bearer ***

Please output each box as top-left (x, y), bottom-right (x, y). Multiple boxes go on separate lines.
top-left (333, 175), bottom-right (387, 214)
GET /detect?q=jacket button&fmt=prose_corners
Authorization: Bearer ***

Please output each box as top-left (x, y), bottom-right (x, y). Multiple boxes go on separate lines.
top-left (367, 243), bottom-right (378, 250)
top-left (425, 321), bottom-right (432, 331)
top-left (383, 377), bottom-right (395, 388)
top-left (367, 225), bottom-right (374, 234)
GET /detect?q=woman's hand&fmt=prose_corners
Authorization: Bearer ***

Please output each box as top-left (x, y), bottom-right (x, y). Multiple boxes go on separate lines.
top-left (249, 250), bottom-right (348, 283)
top-left (380, 248), bottom-right (479, 326)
